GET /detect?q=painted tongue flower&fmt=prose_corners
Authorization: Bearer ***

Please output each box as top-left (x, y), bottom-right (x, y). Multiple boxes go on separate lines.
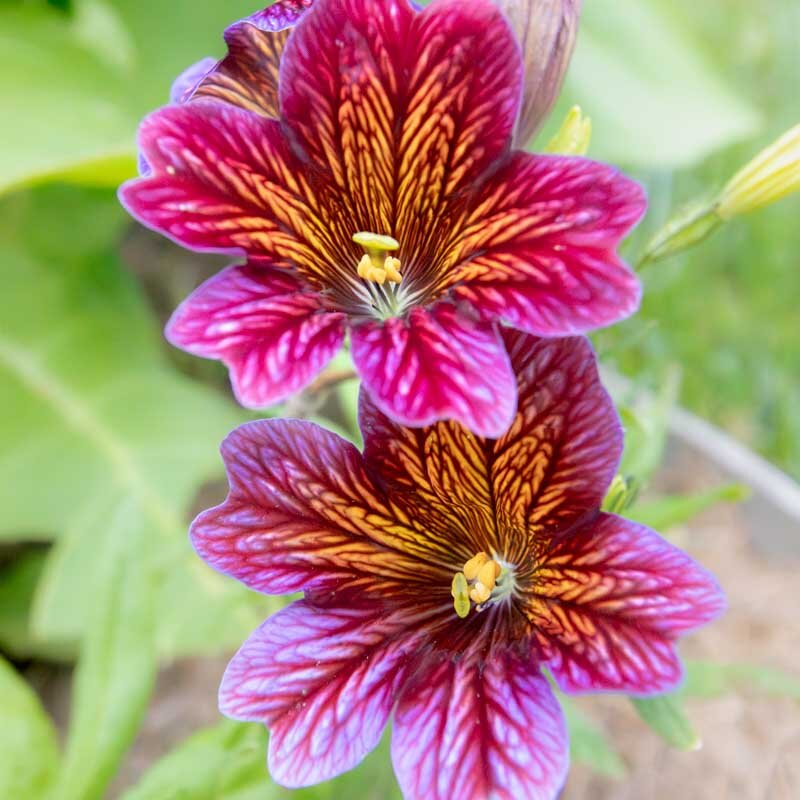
top-left (191, 332), bottom-right (724, 799)
top-left (120, 0), bottom-right (645, 437)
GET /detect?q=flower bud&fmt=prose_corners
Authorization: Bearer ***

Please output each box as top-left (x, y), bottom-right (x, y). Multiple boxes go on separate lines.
top-left (493, 0), bottom-right (582, 148)
top-left (545, 105), bottom-right (591, 155)
top-left (602, 475), bottom-right (640, 515)
top-left (717, 123), bottom-right (800, 219)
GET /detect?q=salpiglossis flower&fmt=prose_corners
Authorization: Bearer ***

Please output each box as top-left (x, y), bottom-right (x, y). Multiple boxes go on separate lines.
top-left (192, 332), bottom-right (724, 799)
top-left (120, 0), bottom-right (645, 437)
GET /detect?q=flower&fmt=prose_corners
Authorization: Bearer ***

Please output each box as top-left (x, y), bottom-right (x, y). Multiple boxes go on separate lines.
top-left (491, 0), bottom-right (583, 147)
top-left (192, 332), bottom-right (724, 799)
top-left (120, 0), bottom-right (645, 437)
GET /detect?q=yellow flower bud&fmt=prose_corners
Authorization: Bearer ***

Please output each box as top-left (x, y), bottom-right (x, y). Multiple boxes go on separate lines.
top-left (545, 105), bottom-right (592, 155)
top-left (717, 123), bottom-right (800, 219)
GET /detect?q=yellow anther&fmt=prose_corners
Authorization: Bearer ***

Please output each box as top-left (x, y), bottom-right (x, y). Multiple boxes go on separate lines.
top-left (477, 560), bottom-right (500, 593)
top-left (353, 231), bottom-right (402, 285)
top-left (451, 572), bottom-right (470, 619)
top-left (463, 552), bottom-right (489, 582)
top-left (469, 582), bottom-right (492, 605)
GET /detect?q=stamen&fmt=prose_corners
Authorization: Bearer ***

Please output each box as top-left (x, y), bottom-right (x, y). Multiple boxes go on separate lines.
top-left (451, 552), bottom-right (509, 618)
top-left (353, 231), bottom-right (402, 286)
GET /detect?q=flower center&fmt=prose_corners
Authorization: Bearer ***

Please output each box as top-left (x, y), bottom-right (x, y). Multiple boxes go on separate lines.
top-left (352, 231), bottom-right (408, 320)
top-left (353, 231), bottom-right (403, 285)
top-left (450, 551), bottom-right (515, 618)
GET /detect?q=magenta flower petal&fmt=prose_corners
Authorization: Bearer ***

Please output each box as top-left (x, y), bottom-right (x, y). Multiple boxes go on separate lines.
top-left (392, 656), bottom-right (568, 800)
top-left (351, 303), bottom-right (516, 437)
top-left (279, 0), bottom-right (523, 235)
top-left (450, 154), bottom-right (646, 335)
top-left (536, 513), bottom-right (726, 695)
top-left (221, 600), bottom-right (426, 787)
top-left (119, 102), bottom-right (322, 261)
top-left (190, 419), bottom-right (451, 596)
top-left (358, 333), bottom-right (621, 542)
top-left (166, 263), bottom-right (345, 407)
top-left (170, 57), bottom-right (217, 104)
top-left (190, 0), bottom-right (314, 117)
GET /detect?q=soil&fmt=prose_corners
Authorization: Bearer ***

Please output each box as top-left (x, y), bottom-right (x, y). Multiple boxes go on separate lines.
top-left (31, 440), bottom-right (800, 799)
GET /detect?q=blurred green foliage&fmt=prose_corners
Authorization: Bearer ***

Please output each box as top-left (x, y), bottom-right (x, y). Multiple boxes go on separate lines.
top-left (0, 0), bottom-right (798, 798)
top-left (589, 0), bottom-right (800, 479)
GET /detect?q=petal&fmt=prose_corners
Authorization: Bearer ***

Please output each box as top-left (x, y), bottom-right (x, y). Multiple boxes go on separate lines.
top-left (119, 102), bottom-right (336, 280)
top-left (449, 153), bottom-right (646, 335)
top-left (351, 302), bottom-right (516, 437)
top-left (532, 513), bottom-right (726, 695)
top-left (191, 0), bottom-right (314, 117)
top-left (170, 57), bottom-right (217, 104)
top-left (359, 334), bottom-right (621, 557)
top-left (221, 600), bottom-right (426, 787)
top-left (494, 332), bottom-right (621, 532)
top-left (190, 418), bottom-right (454, 596)
top-left (166, 263), bottom-right (346, 407)
top-left (280, 0), bottom-right (522, 268)
top-left (392, 655), bottom-right (568, 800)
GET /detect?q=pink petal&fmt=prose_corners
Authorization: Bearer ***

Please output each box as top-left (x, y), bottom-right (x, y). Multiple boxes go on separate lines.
top-left (392, 656), bottom-right (568, 800)
top-left (190, 0), bottom-right (314, 117)
top-left (220, 599), bottom-right (426, 787)
top-left (358, 333), bottom-right (621, 538)
top-left (119, 102), bottom-right (326, 265)
top-left (494, 332), bottom-right (622, 531)
top-left (450, 154), bottom-right (646, 335)
top-left (350, 303), bottom-right (516, 438)
top-left (279, 0), bottom-right (522, 241)
top-left (190, 419), bottom-right (451, 596)
top-left (534, 513), bottom-right (726, 695)
top-left (166, 263), bottom-right (345, 407)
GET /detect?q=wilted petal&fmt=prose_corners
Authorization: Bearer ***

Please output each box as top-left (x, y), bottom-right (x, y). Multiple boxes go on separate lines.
top-left (351, 302), bottom-right (516, 438)
top-left (166, 263), bottom-right (346, 407)
top-left (191, 0), bottom-right (314, 117)
top-left (119, 102), bottom-right (334, 274)
top-left (191, 418), bottom-right (452, 596)
top-left (392, 655), bottom-right (568, 800)
top-left (493, 0), bottom-right (582, 146)
top-left (280, 0), bottom-right (522, 253)
top-left (221, 600), bottom-right (427, 786)
top-left (449, 153), bottom-right (645, 335)
top-left (532, 513), bottom-right (726, 695)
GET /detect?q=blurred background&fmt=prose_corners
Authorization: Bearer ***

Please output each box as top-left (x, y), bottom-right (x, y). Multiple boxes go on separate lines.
top-left (1, 0), bottom-right (798, 798)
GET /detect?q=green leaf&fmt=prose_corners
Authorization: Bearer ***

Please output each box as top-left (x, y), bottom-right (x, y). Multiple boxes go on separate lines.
top-left (560, 697), bottom-right (626, 778)
top-left (0, 550), bottom-right (74, 662)
top-left (0, 657), bottom-right (61, 799)
top-left (121, 721), bottom-right (278, 800)
top-left (631, 694), bottom-right (700, 751)
top-left (681, 660), bottom-right (800, 700)
top-left (0, 186), bottom-right (266, 657)
top-left (614, 367), bottom-right (680, 486)
top-left (55, 499), bottom-right (157, 800)
top-left (0, 0), bottom-right (256, 195)
top-left (547, 0), bottom-right (761, 168)
top-left (123, 721), bottom-right (402, 800)
top-left (628, 482), bottom-right (748, 530)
